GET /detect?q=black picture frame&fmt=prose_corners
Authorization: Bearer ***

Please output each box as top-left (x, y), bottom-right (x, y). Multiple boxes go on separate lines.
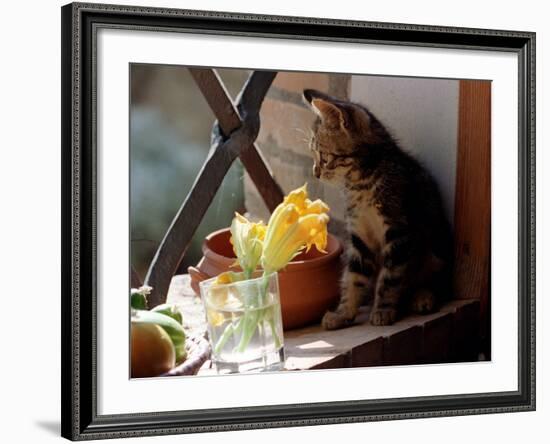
top-left (61, 2), bottom-right (536, 440)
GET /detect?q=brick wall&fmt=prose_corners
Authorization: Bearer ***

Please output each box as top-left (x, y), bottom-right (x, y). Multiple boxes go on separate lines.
top-left (244, 72), bottom-right (351, 239)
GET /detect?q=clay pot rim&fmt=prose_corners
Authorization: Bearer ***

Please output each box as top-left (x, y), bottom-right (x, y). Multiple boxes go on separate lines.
top-left (202, 227), bottom-right (343, 272)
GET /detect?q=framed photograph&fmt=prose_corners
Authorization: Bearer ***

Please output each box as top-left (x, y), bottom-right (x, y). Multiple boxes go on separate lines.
top-left (61, 2), bottom-right (535, 440)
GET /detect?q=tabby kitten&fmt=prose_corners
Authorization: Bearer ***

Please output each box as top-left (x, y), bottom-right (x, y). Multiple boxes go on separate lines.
top-left (303, 89), bottom-right (453, 328)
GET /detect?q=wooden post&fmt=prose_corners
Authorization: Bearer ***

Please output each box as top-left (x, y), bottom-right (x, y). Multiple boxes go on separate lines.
top-left (453, 80), bottom-right (491, 355)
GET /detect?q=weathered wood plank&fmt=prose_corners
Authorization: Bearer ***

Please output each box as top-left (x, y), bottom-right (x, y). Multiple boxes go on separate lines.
top-left (381, 326), bottom-right (423, 365)
top-left (454, 80), bottom-right (491, 300)
top-left (284, 300), bottom-right (480, 371)
top-left (418, 313), bottom-right (453, 363)
top-left (450, 299), bottom-right (481, 361)
top-left (166, 275), bottom-right (481, 373)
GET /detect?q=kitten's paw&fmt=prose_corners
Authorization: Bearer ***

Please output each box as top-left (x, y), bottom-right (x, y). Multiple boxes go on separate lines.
top-left (369, 308), bottom-right (397, 326)
top-left (322, 311), bottom-right (353, 330)
top-left (411, 289), bottom-right (436, 314)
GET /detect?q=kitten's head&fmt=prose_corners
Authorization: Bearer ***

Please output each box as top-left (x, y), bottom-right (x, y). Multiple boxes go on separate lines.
top-left (303, 89), bottom-right (386, 185)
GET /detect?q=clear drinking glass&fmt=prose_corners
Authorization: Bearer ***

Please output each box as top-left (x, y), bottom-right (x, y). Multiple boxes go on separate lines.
top-left (199, 272), bottom-right (285, 374)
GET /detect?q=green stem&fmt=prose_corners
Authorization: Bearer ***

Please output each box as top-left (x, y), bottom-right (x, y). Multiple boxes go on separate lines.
top-left (262, 273), bottom-right (282, 350)
top-left (235, 309), bottom-right (261, 353)
top-left (213, 315), bottom-right (245, 355)
top-left (268, 315), bottom-right (282, 350)
top-left (213, 323), bottom-right (234, 355)
top-left (235, 273), bottom-right (281, 353)
top-left (212, 272), bottom-right (283, 357)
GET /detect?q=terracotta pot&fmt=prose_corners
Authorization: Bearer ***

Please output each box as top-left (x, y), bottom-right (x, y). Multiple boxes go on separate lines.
top-left (188, 228), bottom-right (343, 330)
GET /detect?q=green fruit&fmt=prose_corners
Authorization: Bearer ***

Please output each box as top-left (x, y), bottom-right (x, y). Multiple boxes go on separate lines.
top-left (151, 303), bottom-right (183, 325)
top-left (132, 310), bottom-right (187, 363)
top-left (131, 323), bottom-right (175, 377)
top-left (130, 289), bottom-right (148, 310)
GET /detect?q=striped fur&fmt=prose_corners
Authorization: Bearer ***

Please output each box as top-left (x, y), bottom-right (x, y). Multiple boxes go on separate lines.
top-left (303, 89), bottom-right (453, 328)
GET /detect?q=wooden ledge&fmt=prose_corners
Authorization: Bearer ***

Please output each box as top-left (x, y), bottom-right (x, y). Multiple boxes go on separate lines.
top-left (284, 299), bottom-right (480, 370)
top-left (167, 275), bottom-right (481, 375)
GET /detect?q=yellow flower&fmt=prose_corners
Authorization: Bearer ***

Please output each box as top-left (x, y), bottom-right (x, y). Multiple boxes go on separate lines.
top-left (229, 213), bottom-right (267, 278)
top-left (206, 308), bottom-right (226, 328)
top-left (207, 271), bottom-right (245, 326)
top-left (261, 184), bottom-right (330, 274)
top-left (211, 271), bottom-right (245, 305)
top-left (214, 271), bottom-right (244, 285)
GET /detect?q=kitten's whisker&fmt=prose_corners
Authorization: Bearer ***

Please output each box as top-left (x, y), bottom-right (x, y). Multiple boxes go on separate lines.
top-left (293, 128), bottom-right (312, 146)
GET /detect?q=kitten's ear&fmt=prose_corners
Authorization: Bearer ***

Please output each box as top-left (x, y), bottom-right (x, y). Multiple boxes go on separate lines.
top-left (303, 89), bottom-right (322, 104)
top-left (311, 98), bottom-right (347, 128)
top-left (303, 89), bottom-right (349, 129)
